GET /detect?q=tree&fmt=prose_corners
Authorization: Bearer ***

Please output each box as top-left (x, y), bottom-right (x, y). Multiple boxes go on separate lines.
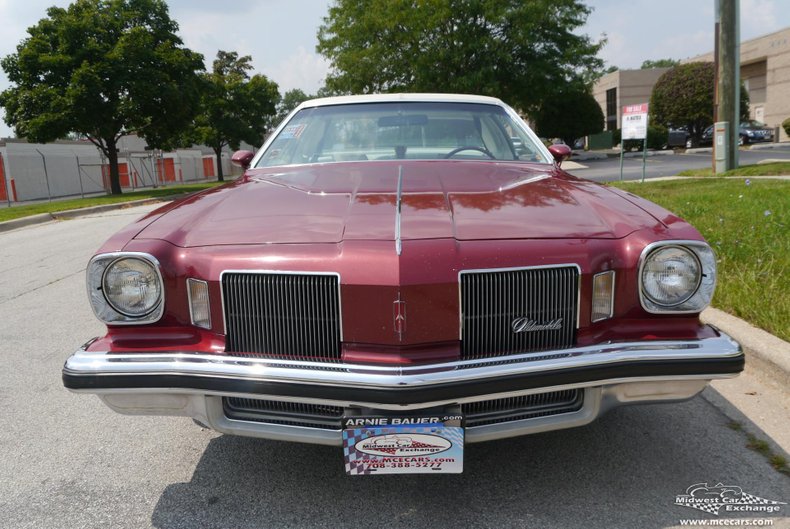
top-left (191, 51), bottom-right (279, 181)
top-left (650, 62), bottom-right (749, 146)
top-left (641, 58), bottom-right (679, 69)
top-left (534, 88), bottom-right (604, 146)
top-left (0, 0), bottom-right (204, 194)
top-left (274, 88), bottom-right (312, 127)
top-left (317, 0), bottom-right (604, 117)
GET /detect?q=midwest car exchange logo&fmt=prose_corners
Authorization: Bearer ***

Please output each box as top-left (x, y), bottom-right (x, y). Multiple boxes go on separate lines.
top-left (675, 483), bottom-right (785, 515)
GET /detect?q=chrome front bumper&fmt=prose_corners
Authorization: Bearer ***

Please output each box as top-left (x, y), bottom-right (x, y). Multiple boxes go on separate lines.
top-left (63, 331), bottom-right (743, 445)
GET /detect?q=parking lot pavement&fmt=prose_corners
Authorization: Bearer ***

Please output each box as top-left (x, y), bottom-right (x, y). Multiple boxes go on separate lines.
top-left (1, 205), bottom-right (787, 529)
top-left (569, 149), bottom-right (790, 182)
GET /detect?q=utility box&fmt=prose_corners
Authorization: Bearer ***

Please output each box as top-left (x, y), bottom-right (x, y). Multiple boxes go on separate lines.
top-left (714, 121), bottom-right (729, 174)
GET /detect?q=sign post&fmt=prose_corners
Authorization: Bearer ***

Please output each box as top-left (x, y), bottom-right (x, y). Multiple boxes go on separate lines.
top-left (621, 103), bottom-right (649, 182)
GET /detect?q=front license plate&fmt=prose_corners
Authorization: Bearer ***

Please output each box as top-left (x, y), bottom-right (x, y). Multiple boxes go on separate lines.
top-left (342, 415), bottom-right (464, 475)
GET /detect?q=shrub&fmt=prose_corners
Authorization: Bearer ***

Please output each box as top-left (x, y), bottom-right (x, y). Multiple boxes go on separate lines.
top-left (783, 117), bottom-right (790, 137)
top-left (650, 62), bottom-right (748, 146)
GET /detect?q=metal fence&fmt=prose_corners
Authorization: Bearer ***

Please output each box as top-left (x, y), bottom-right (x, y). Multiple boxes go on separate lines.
top-left (0, 139), bottom-right (240, 205)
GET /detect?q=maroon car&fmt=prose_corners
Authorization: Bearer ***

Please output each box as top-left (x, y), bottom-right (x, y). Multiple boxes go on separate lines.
top-left (63, 94), bottom-right (743, 474)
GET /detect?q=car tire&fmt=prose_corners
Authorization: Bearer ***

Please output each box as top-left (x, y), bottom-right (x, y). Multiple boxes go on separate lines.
top-left (738, 136), bottom-right (745, 146)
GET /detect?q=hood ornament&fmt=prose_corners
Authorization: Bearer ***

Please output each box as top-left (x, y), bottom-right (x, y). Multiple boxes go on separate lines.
top-left (511, 317), bottom-right (563, 333)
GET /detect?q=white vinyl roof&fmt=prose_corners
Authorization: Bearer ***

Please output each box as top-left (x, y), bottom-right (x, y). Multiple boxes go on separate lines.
top-left (296, 93), bottom-right (505, 111)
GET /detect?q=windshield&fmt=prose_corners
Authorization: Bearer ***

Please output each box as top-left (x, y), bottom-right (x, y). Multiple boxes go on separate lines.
top-left (740, 120), bottom-right (766, 128)
top-left (256, 102), bottom-right (550, 167)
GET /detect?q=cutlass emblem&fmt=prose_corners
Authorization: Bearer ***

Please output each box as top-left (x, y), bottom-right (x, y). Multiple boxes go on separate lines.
top-left (393, 295), bottom-right (406, 341)
top-left (511, 318), bottom-right (563, 333)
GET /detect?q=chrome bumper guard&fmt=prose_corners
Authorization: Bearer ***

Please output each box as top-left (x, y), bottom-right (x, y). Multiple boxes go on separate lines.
top-left (63, 331), bottom-right (743, 445)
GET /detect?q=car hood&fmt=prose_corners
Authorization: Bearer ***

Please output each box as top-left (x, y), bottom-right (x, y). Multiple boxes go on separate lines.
top-left (134, 161), bottom-right (665, 247)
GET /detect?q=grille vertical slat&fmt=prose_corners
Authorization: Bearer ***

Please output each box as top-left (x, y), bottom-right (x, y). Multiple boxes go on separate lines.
top-left (223, 273), bottom-right (341, 361)
top-left (460, 266), bottom-right (578, 360)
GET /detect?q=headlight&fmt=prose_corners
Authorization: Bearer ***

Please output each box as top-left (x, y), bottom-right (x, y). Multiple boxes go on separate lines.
top-left (103, 258), bottom-right (162, 316)
top-left (641, 246), bottom-right (700, 306)
top-left (87, 253), bottom-right (165, 324)
top-left (639, 242), bottom-right (716, 314)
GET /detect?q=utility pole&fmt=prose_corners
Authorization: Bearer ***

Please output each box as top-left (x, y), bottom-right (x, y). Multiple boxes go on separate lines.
top-left (715, 0), bottom-right (740, 172)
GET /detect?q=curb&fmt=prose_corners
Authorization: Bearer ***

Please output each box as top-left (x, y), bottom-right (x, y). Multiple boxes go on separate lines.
top-left (684, 147), bottom-right (713, 154)
top-left (0, 195), bottom-right (188, 234)
top-left (748, 142), bottom-right (790, 151)
top-left (701, 307), bottom-right (790, 388)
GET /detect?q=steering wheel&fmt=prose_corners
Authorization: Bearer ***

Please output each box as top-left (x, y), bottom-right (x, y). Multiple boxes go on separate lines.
top-left (444, 146), bottom-right (496, 159)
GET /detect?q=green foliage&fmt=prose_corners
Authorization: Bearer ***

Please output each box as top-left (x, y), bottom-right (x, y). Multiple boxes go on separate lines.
top-left (613, 125), bottom-right (668, 151)
top-left (317, 0), bottom-right (604, 116)
top-left (0, 0), bottom-right (205, 194)
top-left (0, 182), bottom-right (224, 222)
top-left (676, 162), bottom-right (790, 177)
top-left (191, 50), bottom-right (279, 180)
top-left (649, 62), bottom-right (749, 147)
top-left (640, 58), bottom-right (679, 69)
top-left (274, 88), bottom-right (311, 127)
top-left (783, 117), bottom-right (790, 137)
top-left (534, 88), bottom-right (603, 146)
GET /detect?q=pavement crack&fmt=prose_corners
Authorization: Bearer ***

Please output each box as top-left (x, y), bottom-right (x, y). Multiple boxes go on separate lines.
top-left (0, 268), bottom-right (85, 307)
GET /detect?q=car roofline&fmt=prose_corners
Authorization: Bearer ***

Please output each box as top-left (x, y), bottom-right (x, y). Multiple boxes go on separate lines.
top-left (294, 93), bottom-right (506, 111)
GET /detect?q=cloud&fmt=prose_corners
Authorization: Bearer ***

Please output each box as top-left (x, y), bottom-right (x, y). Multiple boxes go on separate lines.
top-left (267, 46), bottom-right (331, 94)
top-left (741, 0), bottom-right (781, 36)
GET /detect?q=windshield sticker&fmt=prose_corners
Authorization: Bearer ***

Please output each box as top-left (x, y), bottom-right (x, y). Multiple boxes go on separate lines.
top-left (280, 124), bottom-right (305, 139)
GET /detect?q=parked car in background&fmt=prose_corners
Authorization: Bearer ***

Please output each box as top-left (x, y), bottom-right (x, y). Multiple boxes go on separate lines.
top-left (738, 119), bottom-right (774, 145)
top-left (685, 120), bottom-right (774, 148)
top-left (63, 94), bottom-right (743, 475)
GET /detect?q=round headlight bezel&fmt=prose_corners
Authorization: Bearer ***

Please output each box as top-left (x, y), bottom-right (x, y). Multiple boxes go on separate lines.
top-left (101, 256), bottom-right (163, 317)
top-left (638, 241), bottom-right (717, 314)
top-left (86, 252), bottom-right (166, 325)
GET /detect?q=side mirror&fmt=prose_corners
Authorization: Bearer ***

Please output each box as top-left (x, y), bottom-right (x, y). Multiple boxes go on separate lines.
top-left (231, 150), bottom-right (255, 170)
top-left (548, 144), bottom-right (572, 165)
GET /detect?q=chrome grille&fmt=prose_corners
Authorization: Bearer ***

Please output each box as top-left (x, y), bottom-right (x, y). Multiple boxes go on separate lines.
top-left (460, 266), bottom-right (578, 359)
top-left (223, 398), bottom-right (343, 430)
top-left (222, 272), bottom-right (341, 361)
top-left (223, 390), bottom-right (583, 430)
top-left (463, 389), bottom-right (584, 427)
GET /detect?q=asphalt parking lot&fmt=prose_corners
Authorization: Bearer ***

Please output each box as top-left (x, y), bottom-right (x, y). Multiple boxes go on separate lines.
top-left (0, 205), bottom-right (787, 529)
top-left (568, 147), bottom-right (790, 182)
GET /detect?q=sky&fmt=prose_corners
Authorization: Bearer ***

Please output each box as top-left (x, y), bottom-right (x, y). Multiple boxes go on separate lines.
top-left (1, 0), bottom-right (789, 138)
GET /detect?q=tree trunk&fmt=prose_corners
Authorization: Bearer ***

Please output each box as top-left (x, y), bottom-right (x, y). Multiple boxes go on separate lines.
top-left (107, 139), bottom-right (123, 195)
top-left (215, 147), bottom-right (224, 182)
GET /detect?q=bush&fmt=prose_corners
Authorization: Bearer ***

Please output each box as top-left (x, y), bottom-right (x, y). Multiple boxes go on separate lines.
top-left (534, 88), bottom-right (604, 146)
top-left (650, 62), bottom-right (749, 146)
top-left (613, 125), bottom-right (668, 151)
top-left (783, 117), bottom-right (790, 137)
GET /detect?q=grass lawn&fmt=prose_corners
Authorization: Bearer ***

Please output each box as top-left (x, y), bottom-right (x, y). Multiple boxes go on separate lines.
top-left (0, 181), bottom-right (226, 223)
top-left (613, 178), bottom-right (789, 341)
top-left (677, 161), bottom-right (790, 177)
